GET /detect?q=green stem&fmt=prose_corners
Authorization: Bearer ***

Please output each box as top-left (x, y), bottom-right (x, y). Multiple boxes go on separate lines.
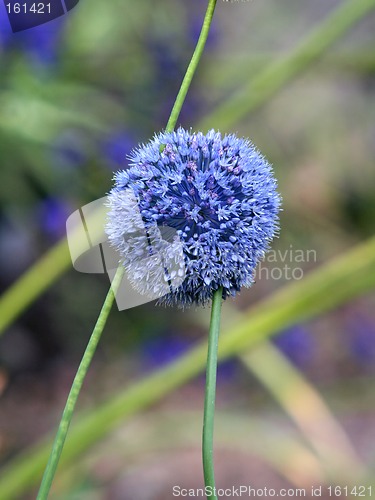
top-left (165, 0), bottom-right (217, 133)
top-left (202, 287), bottom-right (223, 500)
top-left (36, 266), bottom-right (125, 500)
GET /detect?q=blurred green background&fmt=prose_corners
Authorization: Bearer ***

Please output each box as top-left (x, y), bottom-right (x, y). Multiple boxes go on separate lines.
top-left (0, 0), bottom-right (375, 498)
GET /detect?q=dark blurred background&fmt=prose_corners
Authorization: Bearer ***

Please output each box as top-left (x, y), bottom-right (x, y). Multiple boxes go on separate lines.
top-left (0, 0), bottom-right (374, 498)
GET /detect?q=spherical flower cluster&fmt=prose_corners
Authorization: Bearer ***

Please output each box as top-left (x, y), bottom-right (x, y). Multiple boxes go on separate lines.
top-left (106, 128), bottom-right (281, 307)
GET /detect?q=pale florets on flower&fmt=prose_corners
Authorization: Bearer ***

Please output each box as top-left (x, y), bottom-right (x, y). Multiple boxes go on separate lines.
top-left (106, 128), bottom-right (281, 307)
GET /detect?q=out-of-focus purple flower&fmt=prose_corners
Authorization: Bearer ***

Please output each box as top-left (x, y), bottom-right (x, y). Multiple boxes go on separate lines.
top-left (141, 331), bottom-right (192, 370)
top-left (51, 130), bottom-right (89, 170)
top-left (216, 359), bottom-right (239, 383)
top-left (38, 197), bottom-right (72, 240)
top-left (102, 130), bottom-right (136, 170)
top-left (141, 330), bottom-right (238, 383)
top-left (345, 314), bottom-right (375, 365)
top-left (0, 218), bottom-right (36, 277)
top-left (107, 128), bottom-right (281, 308)
top-left (148, 38), bottom-right (183, 83)
top-left (274, 325), bottom-right (315, 368)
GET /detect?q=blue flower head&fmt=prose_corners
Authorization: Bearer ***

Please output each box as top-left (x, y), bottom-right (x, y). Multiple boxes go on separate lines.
top-left (106, 128), bottom-right (281, 307)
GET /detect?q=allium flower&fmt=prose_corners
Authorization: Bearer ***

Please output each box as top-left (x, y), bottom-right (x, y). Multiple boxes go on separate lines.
top-left (106, 128), bottom-right (281, 307)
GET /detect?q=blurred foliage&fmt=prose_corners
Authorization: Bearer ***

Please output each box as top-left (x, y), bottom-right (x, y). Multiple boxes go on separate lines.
top-left (1, 235), bottom-right (375, 498)
top-left (0, 0), bottom-right (375, 498)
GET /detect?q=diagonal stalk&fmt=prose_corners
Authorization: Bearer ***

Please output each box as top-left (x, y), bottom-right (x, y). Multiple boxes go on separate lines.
top-left (36, 266), bottom-right (125, 499)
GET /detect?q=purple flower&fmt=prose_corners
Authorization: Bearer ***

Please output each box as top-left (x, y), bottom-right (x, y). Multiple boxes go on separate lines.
top-left (38, 197), bottom-right (72, 240)
top-left (51, 130), bottom-right (89, 170)
top-left (274, 325), bottom-right (315, 368)
top-left (141, 331), bottom-right (193, 370)
top-left (345, 314), bottom-right (375, 365)
top-left (102, 130), bottom-right (136, 170)
top-left (106, 128), bottom-right (281, 307)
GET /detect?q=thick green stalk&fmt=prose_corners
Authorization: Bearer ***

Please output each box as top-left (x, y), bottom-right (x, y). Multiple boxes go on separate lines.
top-left (203, 288), bottom-right (222, 500)
top-left (36, 266), bottom-right (125, 500)
top-left (165, 0), bottom-right (217, 132)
